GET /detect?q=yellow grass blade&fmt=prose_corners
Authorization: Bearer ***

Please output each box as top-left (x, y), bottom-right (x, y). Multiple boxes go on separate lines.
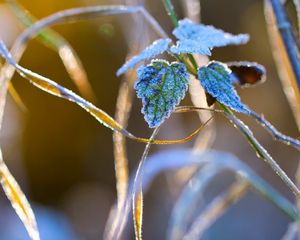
top-left (0, 40), bottom-right (205, 145)
top-left (0, 151), bottom-right (39, 240)
top-left (8, 82), bottom-right (27, 112)
top-left (7, 0), bottom-right (96, 101)
top-left (133, 191), bottom-right (144, 240)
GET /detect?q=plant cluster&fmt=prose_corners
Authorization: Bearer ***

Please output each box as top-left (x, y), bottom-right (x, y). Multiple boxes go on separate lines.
top-left (0, 0), bottom-right (299, 240)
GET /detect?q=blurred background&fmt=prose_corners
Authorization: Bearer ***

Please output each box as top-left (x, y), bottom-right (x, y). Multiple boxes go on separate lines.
top-left (0, 0), bottom-right (299, 239)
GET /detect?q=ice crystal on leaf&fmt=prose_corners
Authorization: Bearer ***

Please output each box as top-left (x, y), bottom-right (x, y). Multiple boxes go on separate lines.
top-left (198, 61), bottom-right (250, 114)
top-left (135, 59), bottom-right (189, 128)
top-left (170, 18), bottom-right (249, 55)
top-left (117, 38), bottom-right (172, 76)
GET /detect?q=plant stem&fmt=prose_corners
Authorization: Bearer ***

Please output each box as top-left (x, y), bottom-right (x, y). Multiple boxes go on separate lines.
top-left (162, 0), bottom-right (200, 71)
top-left (220, 103), bottom-right (300, 198)
top-left (162, 0), bottom-right (179, 27)
top-left (269, 0), bottom-right (300, 89)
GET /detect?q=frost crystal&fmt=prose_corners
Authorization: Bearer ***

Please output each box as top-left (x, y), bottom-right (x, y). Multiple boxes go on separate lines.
top-left (117, 38), bottom-right (172, 76)
top-left (170, 18), bottom-right (249, 55)
top-left (198, 61), bottom-right (250, 114)
top-left (135, 59), bottom-right (190, 128)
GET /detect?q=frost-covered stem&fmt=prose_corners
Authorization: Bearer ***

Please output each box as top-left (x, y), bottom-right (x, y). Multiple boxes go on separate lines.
top-left (269, 0), bottom-right (300, 89)
top-left (220, 103), bottom-right (300, 198)
top-left (162, 0), bottom-right (199, 73)
top-left (250, 110), bottom-right (300, 150)
top-left (162, 0), bottom-right (179, 27)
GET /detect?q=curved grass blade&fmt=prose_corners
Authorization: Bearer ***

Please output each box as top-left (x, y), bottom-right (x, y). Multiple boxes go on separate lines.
top-left (0, 4), bottom-right (167, 128)
top-left (167, 164), bottom-right (223, 240)
top-left (132, 117), bottom-right (211, 240)
top-left (1, 2), bottom-right (167, 216)
top-left (175, 105), bottom-right (223, 113)
top-left (134, 191), bottom-right (144, 240)
top-left (8, 82), bottom-right (27, 112)
top-left (105, 146), bottom-right (300, 240)
top-left (164, 149), bottom-right (300, 240)
top-left (113, 68), bottom-right (135, 208)
top-left (104, 117), bottom-right (211, 240)
top-left (183, 181), bottom-right (249, 240)
top-left (0, 5), bottom-right (139, 129)
top-left (0, 150), bottom-right (39, 240)
top-left (6, 0), bottom-right (96, 101)
top-left (0, 40), bottom-right (204, 145)
top-left (133, 128), bottom-right (160, 240)
top-left (12, 5), bottom-right (167, 48)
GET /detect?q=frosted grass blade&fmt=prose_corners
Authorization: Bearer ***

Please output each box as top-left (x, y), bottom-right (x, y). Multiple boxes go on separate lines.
top-left (0, 151), bottom-right (39, 240)
top-left (0, 40), bottom-right (204, 145)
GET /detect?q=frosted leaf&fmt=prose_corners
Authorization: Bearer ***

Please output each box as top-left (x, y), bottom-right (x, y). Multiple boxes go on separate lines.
top-left (227, 61), bottom-right (266, 87)
top-left (198, 61), bottom-right (250, 114)
top-left (170, 18), bottom-right (249, 55)
top-left (117, 38), bottom-right (172, 76)
top-left (135, 60), bottom-right (189, 128)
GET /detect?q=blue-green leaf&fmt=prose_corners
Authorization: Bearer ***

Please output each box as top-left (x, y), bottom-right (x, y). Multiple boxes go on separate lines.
top-left (170, 18), bottom-right (249, 55)
top-left (198, 61), bottom-right (250, 114)
top-left (135, 60), bottom-right (189, 128)
top-left (117, 38), bottom-right (172, 76)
